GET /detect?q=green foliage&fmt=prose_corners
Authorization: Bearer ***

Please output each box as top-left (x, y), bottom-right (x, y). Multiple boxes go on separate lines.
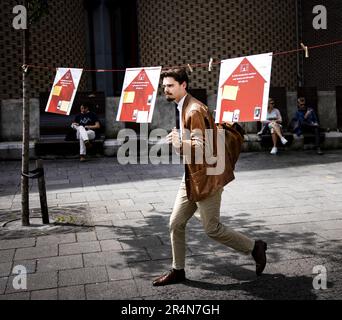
top-left (28, 0), bottom-right (49, 25)
top-left (55, 215), bottom-right (77, 225)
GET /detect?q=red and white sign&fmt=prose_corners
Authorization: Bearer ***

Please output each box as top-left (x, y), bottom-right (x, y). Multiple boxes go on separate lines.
top-left (116, 67), bottom-right (162, 123)
top-left (45, 68), bottom-right (83, 116)
top-left (215, 53), bottom-right (273, 123)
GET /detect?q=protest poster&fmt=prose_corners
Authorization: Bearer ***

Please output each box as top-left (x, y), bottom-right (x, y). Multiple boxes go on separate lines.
top-left (215, 53), bottom-right (273, 123)
top-left (117, 67), bottom-right (162, 123)
top-left (45, 68), bottom-right (83, 115)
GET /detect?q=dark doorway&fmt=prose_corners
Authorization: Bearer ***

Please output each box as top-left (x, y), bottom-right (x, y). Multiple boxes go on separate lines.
top-left (84, 0), bottom-right (139, 96)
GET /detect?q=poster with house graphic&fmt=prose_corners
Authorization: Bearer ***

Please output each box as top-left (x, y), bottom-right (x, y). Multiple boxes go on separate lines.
top-left (215, 53), bottom-right (273, 123)
top-left (45, 68), bottom-right (83, 115)
top-left (116, 67), bottom-right (162, 123)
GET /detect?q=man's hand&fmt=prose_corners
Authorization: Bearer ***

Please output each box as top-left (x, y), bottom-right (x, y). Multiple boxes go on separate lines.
top-left (166, 128), bottom-right (181, 149)
top-left (304, 109), bottom-right (312, 119)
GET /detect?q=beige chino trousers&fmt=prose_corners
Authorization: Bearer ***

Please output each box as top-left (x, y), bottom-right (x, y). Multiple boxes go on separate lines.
top-left (170, 177), bottom-right (255, 270)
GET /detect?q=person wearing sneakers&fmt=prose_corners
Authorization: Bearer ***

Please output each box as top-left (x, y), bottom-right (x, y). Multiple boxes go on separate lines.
top-left (152, 68), bottom-right (267, 287)
top-left (258, 98), bottom-right (288, 155)
top-left (72, 104), bottom-right (100, 162)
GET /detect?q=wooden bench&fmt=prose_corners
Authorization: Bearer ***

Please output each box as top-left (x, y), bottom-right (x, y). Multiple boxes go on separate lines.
top-left (36, 92), bottom-right (106, 157)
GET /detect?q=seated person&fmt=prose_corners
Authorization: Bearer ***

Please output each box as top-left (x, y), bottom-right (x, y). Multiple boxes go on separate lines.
top-left (258, 98), bottom-right (288, 155)
top-left (291, 97), bottom-right (323, 155)
top-left (71, 104), bottom-right (100, 162)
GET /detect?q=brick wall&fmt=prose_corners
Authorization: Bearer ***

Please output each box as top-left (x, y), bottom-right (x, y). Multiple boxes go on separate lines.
top-left (0, 0), bottom-right (89, 100)
top-left (137, 0), bottom-right (298, 96)
top-left (301, 0), bottom-right (342, 89)
top-left (2, 0), bottom-right (340, 101)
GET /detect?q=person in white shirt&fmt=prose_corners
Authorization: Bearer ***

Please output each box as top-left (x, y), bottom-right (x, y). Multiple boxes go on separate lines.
top-left (258, 98), bottom-right (288, 155)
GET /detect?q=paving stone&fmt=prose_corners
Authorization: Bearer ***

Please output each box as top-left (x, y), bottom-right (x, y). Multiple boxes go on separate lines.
top-left (96, 227), bottom-right (135, 240)
top-left (95, 231), bottom-right (118, 241)
top-left (31, 289), bottom-right (58, 300)
top-left (0, 238), bottom-right (35, 250)
top-left (59, 242), bottom-right (101, 256)
top-left (112, 219), bottom-right (149, 229)
top-left (56, 193), bottom-right (71, 199)
top-left (129, 259), bottom-right (172, 278)
top-left (59, 267), bottom-right (108, 287)
top-left (6, 272), bottom-right (58, 294)
top-left (0, 249), bottom-right (15, 263)
top-left (315, 229), bottom-right (342, 240)
top-left (0, 292), bottom-right (30, 300)
top-left (37, 255), bottom-right (83, 272)
top-left (90, 214), bottom-right (113, 223)
top-left (123, 249), bottom-right (151, 264)
top-left (124, 211), bottom-right (145, 220)
top-left (0, 277), bottom-right (7, 295)
top-left (265, 257), bottom-right (329, 277)
top-left (36, 234), bottom-right (76, 246)
top-left (90, 207), bottom-right (108, 215)
top-left (85, 280), bottom-right (139, 300)
top-left (145, 246), bottom-right (193, 261)
top-left (0, 203), bottom-right (12, 210)
top-left (13, 260), bottom-right (37, 274)
top-left (14, 245), bottom-right (58, 261)
top-left (102, 212), bottom-right (127, 220)
top-left (99, 191), bottom-right (115, 201)
top-left (100, 240), bottom-right (122, 252)
top-left (119, 236), bottom-right (163, 250)
top-left (0, 263), bottom-right (12, 277)
top-left (94, 221), bottom-right (113, 230)
top-left (83, 251), bottom-right (126, 267)
top-left (106, 265), bottom-right (133, 281)
top-left (58, 285), bottom-right (86, 300)
top-left (76, 232), bottom-right (97, 242)
top-left (118, 199), bottom-right (135, 208)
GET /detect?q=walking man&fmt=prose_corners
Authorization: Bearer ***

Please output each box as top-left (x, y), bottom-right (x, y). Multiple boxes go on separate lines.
top-left (152, 68), bottom-right (267, 286)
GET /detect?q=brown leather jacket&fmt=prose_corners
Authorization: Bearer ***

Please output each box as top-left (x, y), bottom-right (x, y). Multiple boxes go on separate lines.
top-left (180, 94), bottom-right (239, 202)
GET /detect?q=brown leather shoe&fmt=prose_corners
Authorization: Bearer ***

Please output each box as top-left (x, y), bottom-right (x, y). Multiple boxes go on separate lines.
top-left (152, 269), bottom-right (186, 286)
top-left (252, 240), bottom-right (267, 276)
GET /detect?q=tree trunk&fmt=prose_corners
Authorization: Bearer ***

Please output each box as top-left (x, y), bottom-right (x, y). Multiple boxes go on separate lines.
top-left (21, 1), bottom-right (30, 226)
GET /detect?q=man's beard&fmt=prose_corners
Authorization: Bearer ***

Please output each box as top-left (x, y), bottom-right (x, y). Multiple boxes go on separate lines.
top-left (166, 96), bottom-right (175, 102)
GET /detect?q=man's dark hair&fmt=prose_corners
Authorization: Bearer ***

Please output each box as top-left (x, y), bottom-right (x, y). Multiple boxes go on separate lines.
top-left (161, 68), bottom-right (190, 89)
top-left (81, 103), bottom-right (91, 110)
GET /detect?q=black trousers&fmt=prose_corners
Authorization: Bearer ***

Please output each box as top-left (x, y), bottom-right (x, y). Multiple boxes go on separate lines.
top-left (302, 124), bottom-right (321, 147)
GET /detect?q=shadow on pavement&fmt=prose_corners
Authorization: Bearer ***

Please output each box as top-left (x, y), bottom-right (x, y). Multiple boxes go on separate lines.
top-left (183, 274), bottom-right (320, 300)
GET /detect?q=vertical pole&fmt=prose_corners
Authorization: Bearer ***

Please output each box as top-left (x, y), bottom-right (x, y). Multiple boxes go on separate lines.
top-left (21, 0), bottom-right (30, 226)
top-left (36, 159), bottom-right (49, 224)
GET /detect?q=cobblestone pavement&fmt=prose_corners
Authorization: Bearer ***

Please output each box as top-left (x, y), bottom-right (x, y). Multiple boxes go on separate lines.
top-left (1, 150), bottom-right (342, 300)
